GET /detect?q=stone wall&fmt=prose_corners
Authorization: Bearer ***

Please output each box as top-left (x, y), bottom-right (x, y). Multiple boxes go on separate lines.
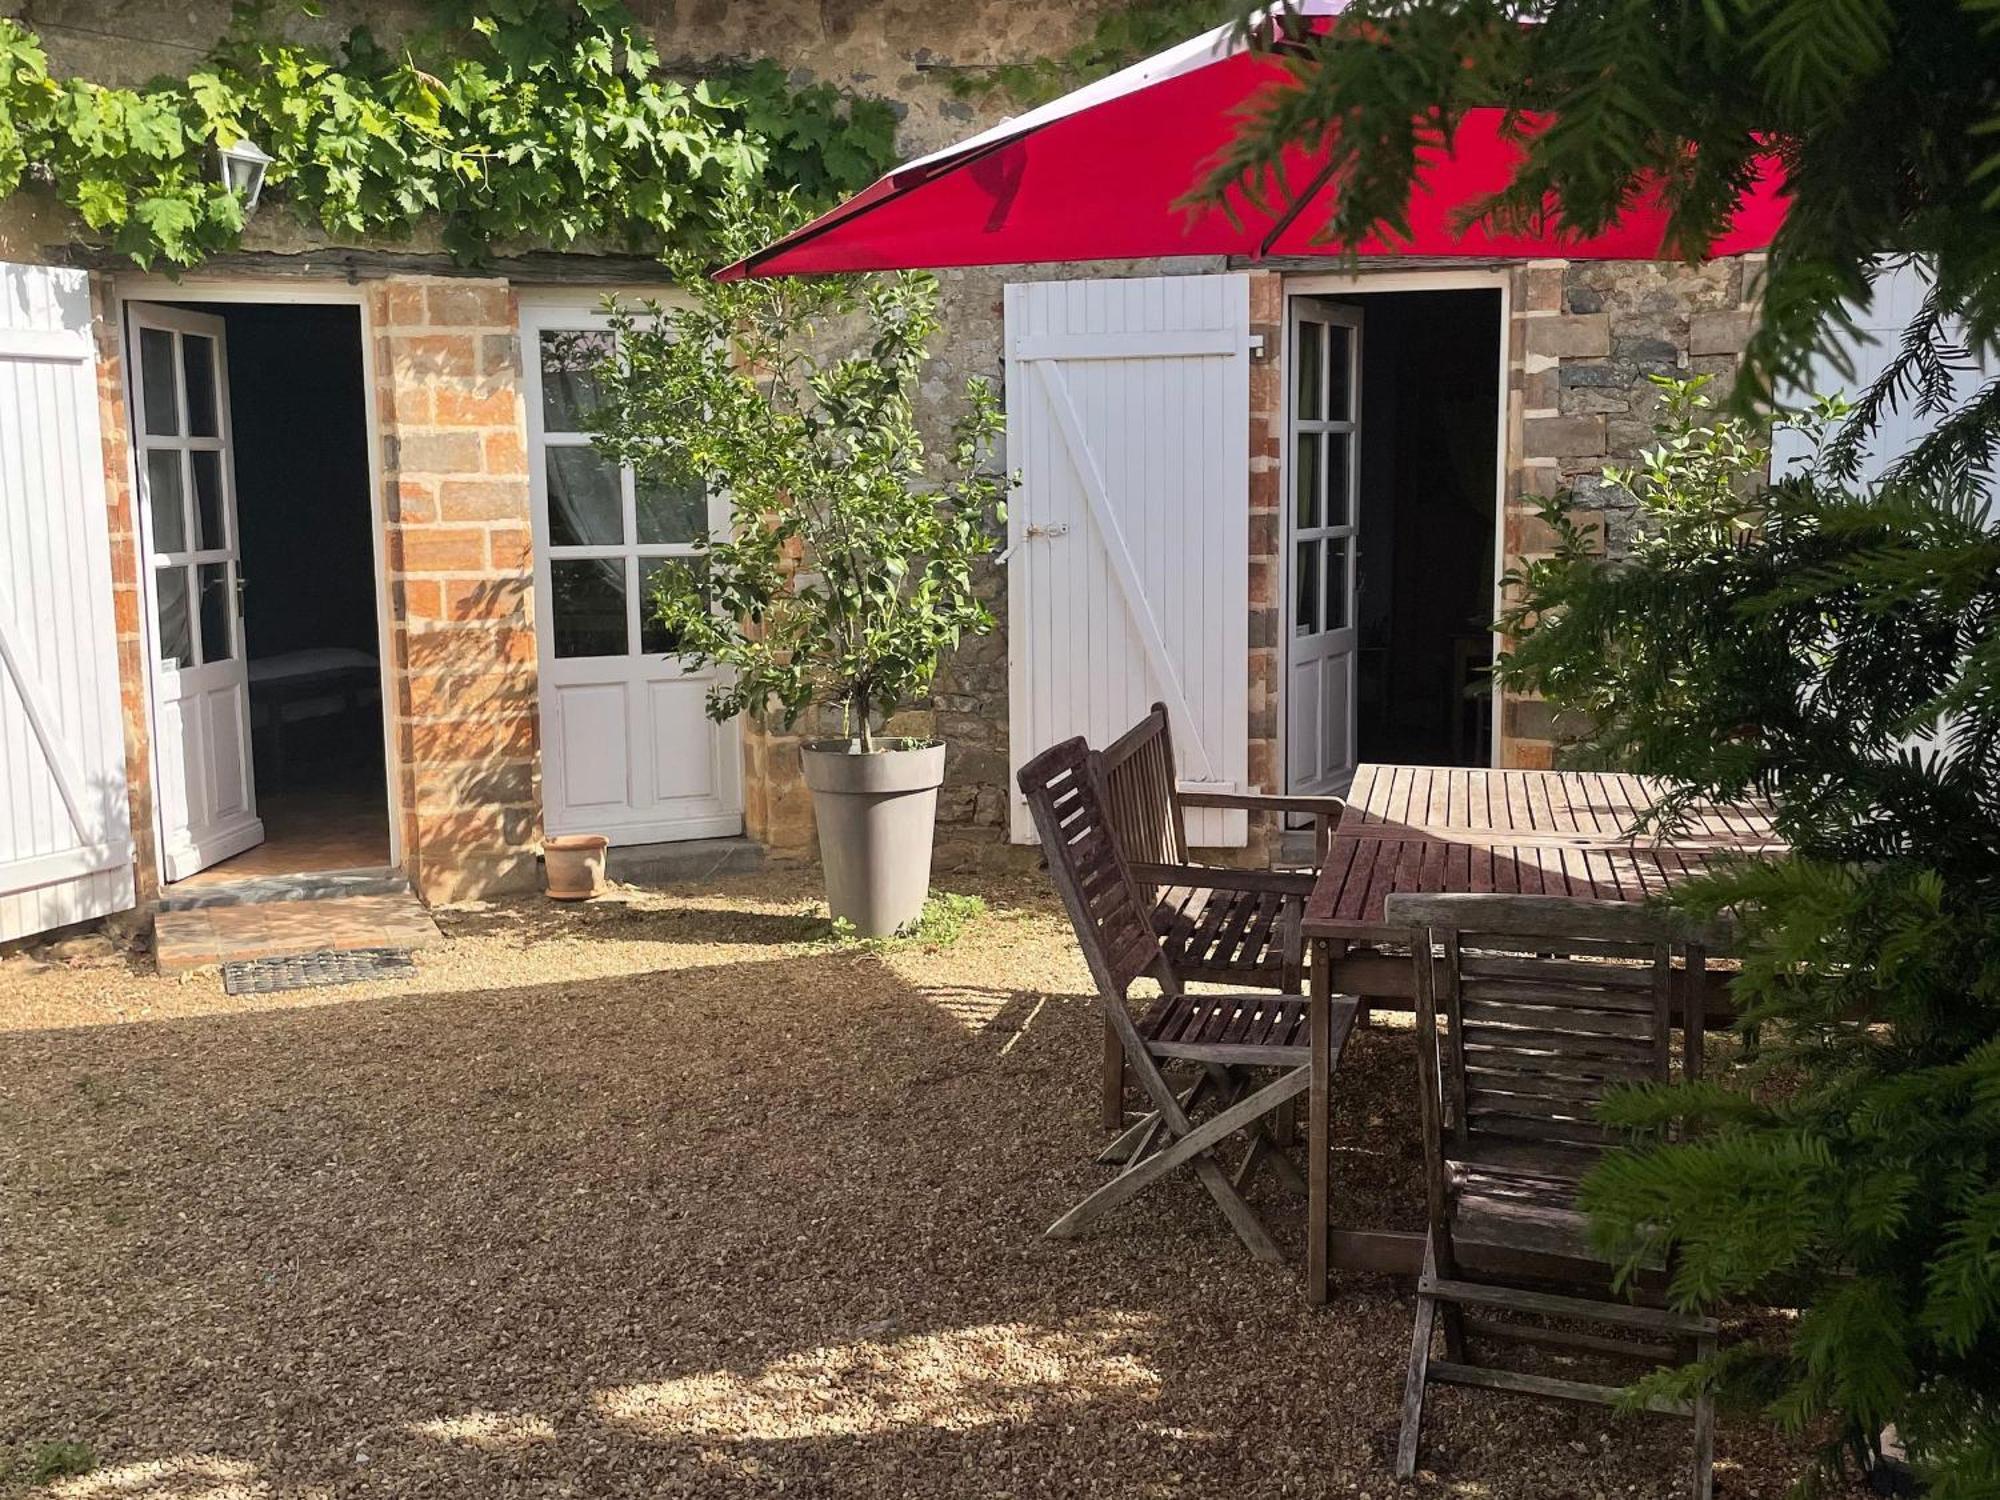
top-left (1499, 254), bottom-right (1763, 767)
top-left (729, 255), bottom-right (1243, 867)
top-left (2, 0), bottom-right (1107, 156)
top-left (371, 276), bottom-right (542, 900)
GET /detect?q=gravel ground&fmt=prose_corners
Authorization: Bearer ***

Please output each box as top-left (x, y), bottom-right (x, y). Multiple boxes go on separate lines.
top-left (0, 873), bottom-right (1850, 1499)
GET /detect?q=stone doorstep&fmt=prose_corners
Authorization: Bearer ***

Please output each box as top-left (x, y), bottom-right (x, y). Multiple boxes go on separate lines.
top-left (1275, 828), bottom-right (1324, 870)
top-left (155, 892), bottom-right (442, 976)
top-left (603, 836), bottom-right (765, 888)
top-left (157, 870), bottom-right (412, 912)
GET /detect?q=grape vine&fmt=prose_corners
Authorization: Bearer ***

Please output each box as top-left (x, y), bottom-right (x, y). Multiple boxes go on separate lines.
top-left (0, 0), bottom-right (900, 267)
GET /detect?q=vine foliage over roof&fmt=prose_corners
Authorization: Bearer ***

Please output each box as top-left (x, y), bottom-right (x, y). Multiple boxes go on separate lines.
top-left (951, 0), bottom-right (1235, 106)
top-left (0, 0), bottom-right (899, 267)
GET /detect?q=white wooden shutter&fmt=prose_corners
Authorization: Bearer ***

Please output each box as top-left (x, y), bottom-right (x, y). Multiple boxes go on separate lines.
top-left (1771, 259), bottom-right (2000, 489)
top-left (1005, 274), bottom-right (1253, 846)
top-left (0, 263), bottom-right (135, 941)
top-left (1766, 260), bottom-right (1998, 761)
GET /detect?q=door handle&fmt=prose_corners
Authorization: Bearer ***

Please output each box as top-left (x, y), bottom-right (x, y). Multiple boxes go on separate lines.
top-left (995, 521), bottom-right (1071, 566)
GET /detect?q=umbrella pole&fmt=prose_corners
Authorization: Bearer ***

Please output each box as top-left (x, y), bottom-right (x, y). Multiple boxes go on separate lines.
top-left (1257, 155), bottom-right (1343, 259)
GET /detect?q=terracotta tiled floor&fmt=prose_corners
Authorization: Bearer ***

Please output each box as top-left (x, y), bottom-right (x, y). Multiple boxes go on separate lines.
top-left (154, 893), bottom-right (440, 975)
top-left (171, 788), bottom-right (391, 889)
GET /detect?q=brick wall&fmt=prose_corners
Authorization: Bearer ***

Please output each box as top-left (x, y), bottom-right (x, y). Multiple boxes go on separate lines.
top-left (1499, 254), bottom-right (1762, 767)
top-left (89, 275), bottom-right (159, 904)
top-left (1243, 269), bottom-right (1286, 861)
top-left (371, 276), bottom-right (541, 902)
top-left (741, 718), bottom-right (814, 858)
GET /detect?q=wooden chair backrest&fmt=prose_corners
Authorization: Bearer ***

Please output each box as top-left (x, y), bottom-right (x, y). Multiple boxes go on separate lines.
top-left (1098, 702), bottom-right (1188, 868)
top-left (1018, 736), bottom-right (1173, 1004)
top-left (1387, 893), bottom-right (1709, 1267)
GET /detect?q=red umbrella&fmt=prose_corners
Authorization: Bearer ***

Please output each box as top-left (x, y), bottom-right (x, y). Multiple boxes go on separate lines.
top-left (717, 1), bottom-right (1787, 281)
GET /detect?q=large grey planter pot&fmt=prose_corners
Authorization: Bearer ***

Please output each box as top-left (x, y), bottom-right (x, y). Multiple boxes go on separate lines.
top-left (800, 740), bottom-right (946, 938)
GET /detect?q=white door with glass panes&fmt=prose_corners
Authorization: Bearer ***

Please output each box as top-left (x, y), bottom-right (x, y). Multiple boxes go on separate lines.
top-left (522, 303), bottom-right (743, 844)
top-left (1287, 299), bottom-right (1362, 799)
top-left (128, 304), bottom-right (262, 880)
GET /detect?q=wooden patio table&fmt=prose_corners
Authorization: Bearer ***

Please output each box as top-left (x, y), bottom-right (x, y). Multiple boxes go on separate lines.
top-left (1299, 763), bottom-right (1782, 1303)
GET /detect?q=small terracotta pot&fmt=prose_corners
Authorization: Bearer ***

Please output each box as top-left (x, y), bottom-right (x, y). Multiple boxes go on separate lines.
top-left (543, 834), bottom-right (609, 901)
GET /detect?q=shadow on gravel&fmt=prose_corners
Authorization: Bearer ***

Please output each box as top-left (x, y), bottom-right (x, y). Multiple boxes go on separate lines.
top-left (0, 944), bottom-right (1770, 1500)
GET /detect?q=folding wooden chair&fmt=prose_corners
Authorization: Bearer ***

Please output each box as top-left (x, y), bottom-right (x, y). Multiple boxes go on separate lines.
top-left (1092, 702), bottom-right (1345, 1128)
top-left (1019, 736), bottom-right (1357, 1264)
top-left (1100, 701), bottom-right (1344, 883)
top-left (1384, 892), bottom-right (1721, 1500)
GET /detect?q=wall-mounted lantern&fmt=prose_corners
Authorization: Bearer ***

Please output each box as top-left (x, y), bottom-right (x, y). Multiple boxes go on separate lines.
top-left (211, 136), bottom-right (273, 214)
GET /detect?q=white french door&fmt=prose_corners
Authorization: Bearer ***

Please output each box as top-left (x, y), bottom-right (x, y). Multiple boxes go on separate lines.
top-left (521, 301), bottom-right (743, 844)
top-left (1286, 298), bottom-right (1362, 799)
top-left (128, 303), bottom-right (262, 880)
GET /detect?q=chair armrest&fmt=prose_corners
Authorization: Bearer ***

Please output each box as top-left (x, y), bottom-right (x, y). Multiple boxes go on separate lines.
top-left (1177, 790), bottom-right (1346, 820)
top-left (1128, 861), bottom-right (1315, 897)
top-left (1175, 792), bottom-right (1344, 868)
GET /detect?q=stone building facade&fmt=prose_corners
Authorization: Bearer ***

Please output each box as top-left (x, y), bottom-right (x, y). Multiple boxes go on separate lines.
top-left (1500, 256), bottom-right (1761, 764)
top-left (0, 0), bottom-right (1763, 930)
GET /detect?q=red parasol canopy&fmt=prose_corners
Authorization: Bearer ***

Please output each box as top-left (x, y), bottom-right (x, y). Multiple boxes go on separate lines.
top-left (716, 1), bottom-right (1788, 281)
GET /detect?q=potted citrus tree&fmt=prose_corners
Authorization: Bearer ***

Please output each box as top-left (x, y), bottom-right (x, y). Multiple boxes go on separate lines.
top-left (583, 199), bottom-right (1008, 936)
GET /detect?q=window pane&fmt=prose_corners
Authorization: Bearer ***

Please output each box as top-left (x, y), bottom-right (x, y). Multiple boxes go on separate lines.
top-left (639, 558), bottom-right (707, 655)
top-left (140, 328), bottom-right (179, 437)
top-left (1294, 540), bottom-right (1320, 636)
top-left (1326, 433), bottom-right (1351, 527)
top-left (182, 334), bottom-right (219, 438)
top-left (551, 558), bottom-right (627, 658)
top-left (155, 566), bottom-right (192, 667)
top-left (1325, 538), bottom-right (1349, 631)
top-left (540, 330), bottom-right (611, 432)
top-left (197, 562), bottom-right (233, 663)
top-left (146, 449), bottom-right (187, 553)
top-left (547, 447), bottom-right (624, 548)
top-left (191, 450), bottom-right (226, 551)
top-left (1296, 321), bottom-right (1323, 420)
top-left (1294, 432), bottom-right (1320, 530)
top-left (1328, 325), bottom-right (1352, 421)
top-left (636, 472), bottom-right (707, 546)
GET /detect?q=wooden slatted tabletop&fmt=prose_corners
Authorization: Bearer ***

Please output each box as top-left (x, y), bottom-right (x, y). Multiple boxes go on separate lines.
top-left (1303, 764), bottom-right (1781, 945)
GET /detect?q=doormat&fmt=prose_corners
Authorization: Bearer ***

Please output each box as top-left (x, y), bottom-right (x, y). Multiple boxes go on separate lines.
top-left (221, 947), bottom-right (416, 996)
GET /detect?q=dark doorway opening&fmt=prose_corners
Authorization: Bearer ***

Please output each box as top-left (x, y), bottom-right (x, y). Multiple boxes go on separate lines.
top-left (167, 301), bottom-right (388, 885)
top-left (1351, 288), bottom-right (1501, 768)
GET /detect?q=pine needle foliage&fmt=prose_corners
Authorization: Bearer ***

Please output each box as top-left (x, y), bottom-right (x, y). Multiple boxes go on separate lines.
top-left (1497, 377), bottom-right (2000, 1495)
top-left (1203, 0), bottom-right (2000, 486)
